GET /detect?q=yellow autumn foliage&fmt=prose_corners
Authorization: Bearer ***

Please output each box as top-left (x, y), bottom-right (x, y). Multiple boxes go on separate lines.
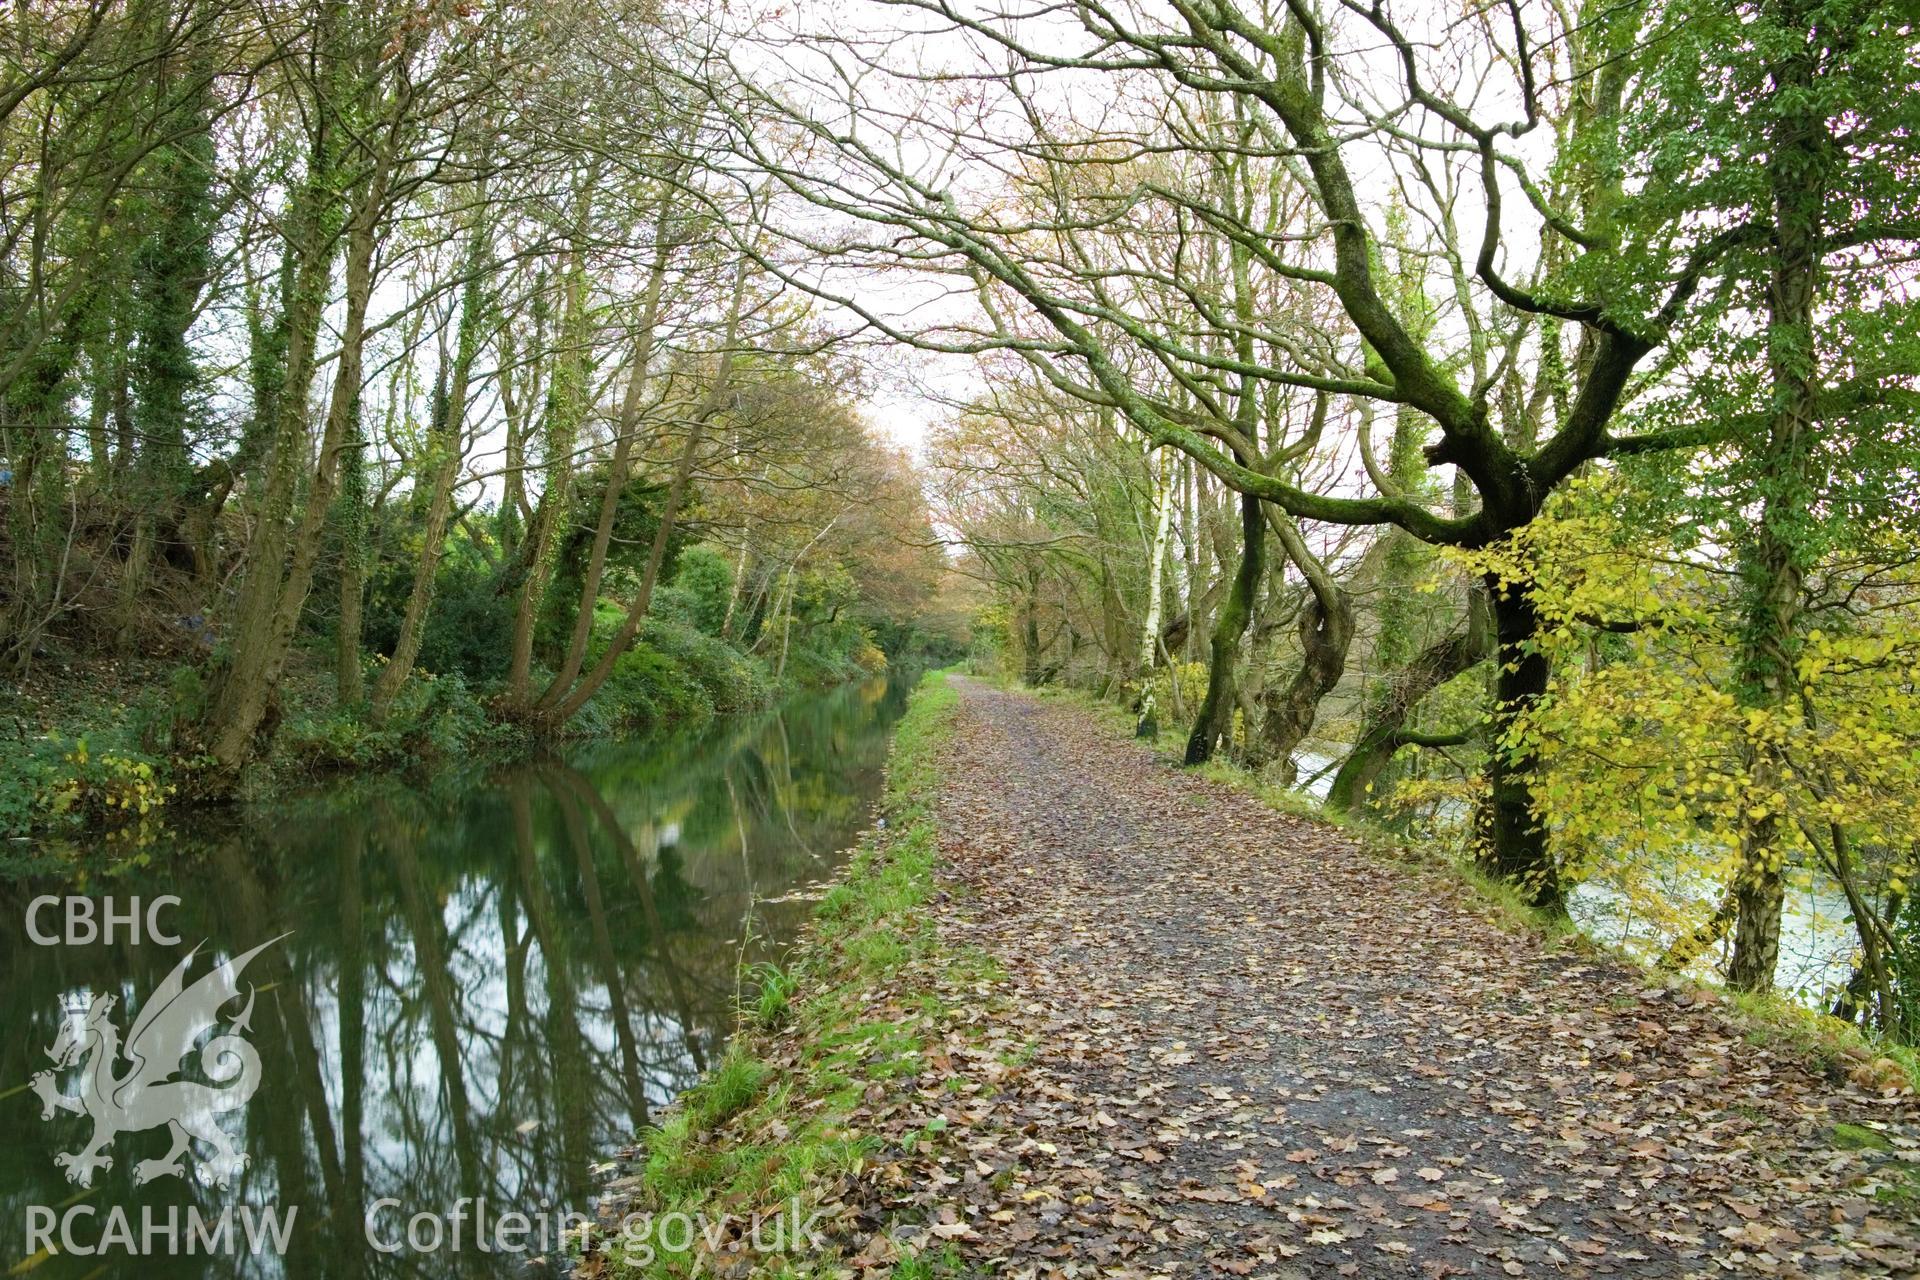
top-left (1454, 477), bottom-right (1920, 973)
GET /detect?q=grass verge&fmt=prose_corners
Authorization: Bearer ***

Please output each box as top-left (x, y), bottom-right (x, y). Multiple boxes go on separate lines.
top-left (590, 669), bottom-right (986, 1279)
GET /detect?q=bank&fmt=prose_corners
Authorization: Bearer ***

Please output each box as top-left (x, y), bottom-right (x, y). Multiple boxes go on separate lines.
top-left (0, 614), bottom-right (931, 870)
top-left (578, 670), bottom-right (1003, 1278)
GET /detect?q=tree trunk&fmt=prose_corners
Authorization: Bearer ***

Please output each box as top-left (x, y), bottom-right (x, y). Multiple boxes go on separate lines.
top-left (116, 66), bottom-right (214, 651)
top-left (1252, 513), bottom-right (1352, 783)
top-left (720, 468), bottom-right (755, 639)
top-left (203, 162), bottom-right (383, 771)
top-left (543, 419), bottom-right (706, 724)
top-left (1729, 6), bottom-right (1824, 994)
top-left (1134, 445), bottom-right (1175, 737)
top-left (334, 419), bottom-right (369, 706)
top-left (368, 402), bottom-right (461, 722)
top-left (767, 511), bottom-right (844, 683)
top-left (535, 202), bottom-right (675, 711)
top-left (1185, 483), bottom-right (1262, 766)
top-left (1021, 562), bottom-right (1043, 685)
top-left (1476, 578), bottom-right (1563, 912)
top-left (534, 257), bottom-right (749, 727)
top-left (1327, 623), bottom-right (1484, 814)
top-left (505, 245), bottom-right (589, 706)
top-left (1, 337), bottom-right (80, 674)
top-left (199, 49), bottom-right (383, 775)
top-left (370, 208), bottom-right (489, 723)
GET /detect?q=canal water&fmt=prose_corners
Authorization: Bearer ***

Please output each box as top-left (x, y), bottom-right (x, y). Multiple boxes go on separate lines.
top-left (0, 675), bottom-right (912, 1278)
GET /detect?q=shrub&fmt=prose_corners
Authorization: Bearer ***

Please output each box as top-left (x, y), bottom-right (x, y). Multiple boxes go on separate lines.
top-left (279, 671), bottom-right (513, 774)
top-left (583, 633), bottom-right (707, 732)
top-left (411, 556), bottom-right (515, 684)
top-left (780, 620), bottom-right (887, 689)
top-left (667, 545), bottom-right (735, 636)
top-left (0, 735), bottom-right (174, 839)
top-left (578, 618), bottom-right (772, 732)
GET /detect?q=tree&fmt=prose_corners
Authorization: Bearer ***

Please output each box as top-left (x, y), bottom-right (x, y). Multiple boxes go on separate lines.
top-left (711, 0), bottom-right (1772, 908)
top-left (196, 0), bottom-right (493, 775)
top-left (1614, 0), bottom-right (1920, 991)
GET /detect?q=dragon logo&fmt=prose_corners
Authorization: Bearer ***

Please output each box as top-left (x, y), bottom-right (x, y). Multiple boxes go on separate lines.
top-left (30, 936), bottom-right (285, 1189)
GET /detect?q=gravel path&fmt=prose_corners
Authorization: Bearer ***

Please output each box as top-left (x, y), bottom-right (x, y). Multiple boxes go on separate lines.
top-left (906, 678), bottom-right (1918, 1280)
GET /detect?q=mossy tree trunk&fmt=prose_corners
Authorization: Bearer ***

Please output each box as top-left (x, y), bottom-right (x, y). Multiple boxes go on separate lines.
top-left (532, 193), bottom-right (675, 713)
top-left (1185, 475), bottom-right (1262, 765)
top-left (1326, 617), bottom-right (1485, 814)
top-left (1729, 1), bottom-right (1825, 993)
top-left (199, 2), bottom-right (379, 774)
top-left (370, 200), bottom-right (492, 723)
top-left (506, 238), bottom-right (588, 707)
top-left (117, 54), bottom-right (215, 651)
top-left (1252, 512), bottom-right (1353, 783)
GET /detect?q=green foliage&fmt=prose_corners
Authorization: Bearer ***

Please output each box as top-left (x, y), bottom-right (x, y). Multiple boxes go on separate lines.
top-left (0, 752), bottom-right (47, 840)
top-left (1457, 475), bottom-right (1920, 1031)
top-left (780, 621), bottom-right (887, 689)
top-left (0, 735), bottom-right (174, 842)
top-left (868, 615), bottom-right (969, 670)
top-left (279, 672), bottom-right (517, 775)
top-left (575, 618), bottom-right (773, 735)
top-left (533, 474), bottom-right (683, 664)
top-left (363, 539), bottom-right (514, 685)
top-left (762, 562), bottom-right (891, 690)
top-left (891, 1246), bottom-right (966, 1280)
top-left (664, 544), bottom-right (735, 636)
top-left (1889, 897), bottom-right (1920, 1039)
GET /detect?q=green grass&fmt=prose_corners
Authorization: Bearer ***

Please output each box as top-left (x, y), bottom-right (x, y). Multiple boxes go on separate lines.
top-left (890, 1244), bottom-right (965, 1280)
top-left (747, 961), bottom-right (798, 1027)
top-left (1723, 989), bottom-right (1917, 1091)
top-left (612, 670), bottom-right (988, 1278)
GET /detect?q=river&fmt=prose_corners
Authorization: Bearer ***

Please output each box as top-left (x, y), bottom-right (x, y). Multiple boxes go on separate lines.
top-left (0, 674), bottom-right (912, 1278)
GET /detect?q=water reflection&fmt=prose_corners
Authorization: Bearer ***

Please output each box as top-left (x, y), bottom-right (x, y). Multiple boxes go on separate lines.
top-left (0, 676), bottom-right (910, 1278)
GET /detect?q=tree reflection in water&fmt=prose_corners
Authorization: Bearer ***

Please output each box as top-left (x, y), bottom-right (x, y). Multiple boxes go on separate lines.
top-left (0, 676), bottom-right (910, 1278)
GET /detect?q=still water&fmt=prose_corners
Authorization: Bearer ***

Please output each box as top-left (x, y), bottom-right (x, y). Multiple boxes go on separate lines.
top-left (0, 675), bottom-right (911, 1278)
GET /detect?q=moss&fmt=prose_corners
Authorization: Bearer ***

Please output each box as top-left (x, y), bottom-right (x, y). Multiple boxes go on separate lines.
top-left (1722, 990), bottom-right (1915, 1091)
top-left (1831, 1122), bottom-right (1895, 1152)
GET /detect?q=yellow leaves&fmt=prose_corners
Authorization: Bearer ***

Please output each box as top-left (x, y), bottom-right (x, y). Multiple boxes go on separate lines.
top-left (1444, 475), bottom-right (1920, 948)
top-left (39, 748), bottom-right (171, 835)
